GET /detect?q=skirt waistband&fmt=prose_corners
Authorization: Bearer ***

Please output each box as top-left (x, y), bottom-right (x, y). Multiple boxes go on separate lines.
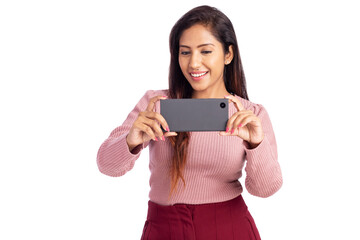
top-left (142, 194), bottom-right (261, 240)
top-left (147, 194), bottom-right (248, 221)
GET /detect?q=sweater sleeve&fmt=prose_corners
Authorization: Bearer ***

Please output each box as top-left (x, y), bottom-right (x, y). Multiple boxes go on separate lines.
top-left (96, 90), bottom-right (154, 177)
top-left (244, 104), bottom-right (283, 197)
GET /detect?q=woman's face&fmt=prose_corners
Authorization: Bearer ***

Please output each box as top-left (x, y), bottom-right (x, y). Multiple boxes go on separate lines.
top-left (178, 24), bottom-right (233, 98)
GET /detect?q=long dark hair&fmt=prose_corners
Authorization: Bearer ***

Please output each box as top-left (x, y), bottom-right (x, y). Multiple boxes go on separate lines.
top-left (167, 5), bottom-right (249, 200)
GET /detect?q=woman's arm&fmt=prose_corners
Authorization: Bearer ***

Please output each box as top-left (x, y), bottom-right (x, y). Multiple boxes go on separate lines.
top-left (244, 104), bottom-right (283, 197)
top-left (96, 90), bottom-right (153, 177)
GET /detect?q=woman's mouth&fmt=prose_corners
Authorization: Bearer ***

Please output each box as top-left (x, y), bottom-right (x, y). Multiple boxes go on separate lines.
top-left (190, 71), bottom-right (208, 81)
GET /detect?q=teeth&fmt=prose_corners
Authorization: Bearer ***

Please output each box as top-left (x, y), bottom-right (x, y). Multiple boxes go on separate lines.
top-left (191, 72), bottom-right (207, 77)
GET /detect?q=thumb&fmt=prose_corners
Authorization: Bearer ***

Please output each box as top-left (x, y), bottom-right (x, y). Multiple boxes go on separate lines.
top-left (164, 132), bottom-right (178, 137)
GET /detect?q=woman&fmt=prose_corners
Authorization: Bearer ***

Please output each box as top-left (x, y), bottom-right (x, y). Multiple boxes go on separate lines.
top-left (97, 5), bottom-right (282, 240)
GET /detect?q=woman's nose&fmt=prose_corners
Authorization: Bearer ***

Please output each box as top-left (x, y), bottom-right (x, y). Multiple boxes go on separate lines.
top-left (189, 53), bottom-right (201, 69)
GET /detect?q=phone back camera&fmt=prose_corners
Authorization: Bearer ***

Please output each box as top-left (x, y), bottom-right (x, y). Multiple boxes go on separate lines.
top-left (220, 102), bottom-right (226, 108)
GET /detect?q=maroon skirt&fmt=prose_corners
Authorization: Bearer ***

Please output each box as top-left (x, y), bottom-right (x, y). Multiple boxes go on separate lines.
top-left (141, 194), bottom-right (261, 240)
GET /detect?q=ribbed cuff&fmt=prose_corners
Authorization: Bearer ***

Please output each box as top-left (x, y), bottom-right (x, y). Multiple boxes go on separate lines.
top-left (244, 134), bottom-right (282, 197)
top-left (124, 134), bottom-right (144, 156)
top-left (244, 134), bottom-right (272, 159)
top-left (97, 133), bottom-right (144, 177)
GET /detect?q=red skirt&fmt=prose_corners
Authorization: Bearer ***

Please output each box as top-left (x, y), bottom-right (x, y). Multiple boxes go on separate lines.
top-left (140, 194), bottom-right (261, 240)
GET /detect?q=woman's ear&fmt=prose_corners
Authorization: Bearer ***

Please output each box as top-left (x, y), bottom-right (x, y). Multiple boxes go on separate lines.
top-left (225, 45), bottom-right (234, 65)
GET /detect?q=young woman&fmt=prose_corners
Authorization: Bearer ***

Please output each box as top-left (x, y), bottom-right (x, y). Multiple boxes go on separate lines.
top-left (97, 5), bottom-right (282, 240)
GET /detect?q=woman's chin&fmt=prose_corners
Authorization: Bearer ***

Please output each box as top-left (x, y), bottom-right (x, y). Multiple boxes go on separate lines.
top-left (188, 81), bottom-right (206, 90)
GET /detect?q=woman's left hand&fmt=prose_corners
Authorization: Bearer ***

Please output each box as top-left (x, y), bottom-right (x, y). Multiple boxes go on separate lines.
top-left (219, 95), bottom-right (265, 148)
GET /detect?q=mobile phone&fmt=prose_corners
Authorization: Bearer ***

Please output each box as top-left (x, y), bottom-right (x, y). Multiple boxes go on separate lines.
top-left (160, 98), bottom-right (228, 132)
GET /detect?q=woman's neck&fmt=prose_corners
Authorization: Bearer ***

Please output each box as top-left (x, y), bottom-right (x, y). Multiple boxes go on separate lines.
top-left (192, 88), bottom-right (231, 99)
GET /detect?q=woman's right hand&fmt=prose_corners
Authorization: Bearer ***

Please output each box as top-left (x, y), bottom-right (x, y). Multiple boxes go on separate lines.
top-left (126, 95), bottom-right (178, 151)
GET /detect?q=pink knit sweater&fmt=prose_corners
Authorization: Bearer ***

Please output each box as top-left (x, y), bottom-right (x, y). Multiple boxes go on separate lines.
top-left (97, 89), bottom-right (283, 205)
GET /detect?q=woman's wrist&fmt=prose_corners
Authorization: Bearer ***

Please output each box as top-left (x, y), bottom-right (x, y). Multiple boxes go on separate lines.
top-left (247, 140), bottom-right (262, 149)
top-left (126, 135), bottom-right (139, 152)
top-left (248, 143), bottom-right (259, 149)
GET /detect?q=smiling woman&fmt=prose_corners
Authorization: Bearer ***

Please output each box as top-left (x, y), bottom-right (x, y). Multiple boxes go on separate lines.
top-left (178, 24), bottom-right (234, 98)
top-left (97, 5), bottom-right (282, 240)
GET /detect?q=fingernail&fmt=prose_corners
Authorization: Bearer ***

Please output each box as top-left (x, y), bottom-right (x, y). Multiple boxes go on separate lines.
top-left (162, 95), bottom-right (168, 98)
top-left (231, 128), bottom-right (235, 134)
top-left (238, 123), bottom-right (242, 128)
top-left (166, 127), bottom-right (170, 132)
top-left (154, 137), bottom-right (158, 141)
top-left (226, 127), bottom-right (229, 133)
top-left (162, 136), bottom-right (165, 141)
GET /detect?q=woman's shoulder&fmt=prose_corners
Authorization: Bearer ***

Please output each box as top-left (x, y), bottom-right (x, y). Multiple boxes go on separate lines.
top-left (233, 94), bottom-right (266, 114)
top-left (143, 89), bottom-right (169, 98)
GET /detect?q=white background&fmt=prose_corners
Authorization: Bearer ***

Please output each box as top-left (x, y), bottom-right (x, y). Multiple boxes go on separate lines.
top-left (1, 0), bottom-right (359, 239)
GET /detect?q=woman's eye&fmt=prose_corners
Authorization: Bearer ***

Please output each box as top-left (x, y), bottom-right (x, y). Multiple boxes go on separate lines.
top-left (180, 51), bottom-right (190, 55)
top-left (202, 51), bottom-right (212, 54)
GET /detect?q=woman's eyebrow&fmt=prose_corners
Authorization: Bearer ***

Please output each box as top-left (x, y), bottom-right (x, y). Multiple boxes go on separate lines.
top-left (179, 43), bottom-right (215, 48)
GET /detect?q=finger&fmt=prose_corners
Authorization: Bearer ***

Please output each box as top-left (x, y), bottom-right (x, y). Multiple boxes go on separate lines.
top-left (164, 132), bottom-right (178, 137)
top-left (232, 111), bottom-right (253, 129)
top-left (146, 95), bottom-right (168, 112)
top-left (237, 115), bottom-right (261, 129)
top-left (219, 127), bottom-right (238, 136)
top-left (144, 111), bottom-right (171, 133)
top-left (219, 131), bottom-right (231, 136)
top-left (141, 116), bottom-right (166, 141)
top-left (225, 111), bottom-right (241, 134)
top-left (219, 111), bottom-right (254, 136)
top-left (224, 95), bottom-right (245, 112)
top-left (138, 122), bottom-right (157, 141)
